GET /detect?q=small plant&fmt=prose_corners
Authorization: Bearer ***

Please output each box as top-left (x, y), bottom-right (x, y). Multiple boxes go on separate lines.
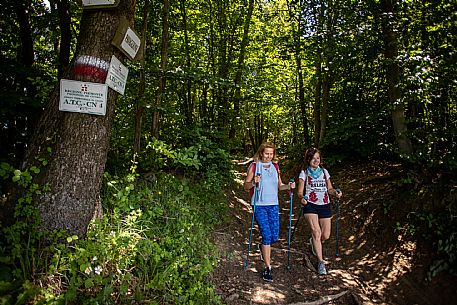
top-left (1, 158), bottom-right (227, 304)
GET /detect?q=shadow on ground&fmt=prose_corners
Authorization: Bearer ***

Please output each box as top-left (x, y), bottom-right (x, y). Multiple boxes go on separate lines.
top-left (209, 160), bottom-right (455, 305)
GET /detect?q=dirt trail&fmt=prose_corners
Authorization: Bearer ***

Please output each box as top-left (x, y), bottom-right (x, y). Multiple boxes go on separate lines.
top-left (209, 160), bottom-right (455, 305)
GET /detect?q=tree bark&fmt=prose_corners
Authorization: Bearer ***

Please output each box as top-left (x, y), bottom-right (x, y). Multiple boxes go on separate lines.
top-left (313, 60), bottom-right (322, 148)
top-left (287, 0), bottom-right (310, 145)
top-left (20, 0), bottom-right (137, 237)
top-left (180, 0), bottom-right (193, 125)
top-left (52, 0), bottom-right (71, 78)
top-left (14, 0), bottom-right (34, 67)
top-left (319, 73), bottom-right (330, 147)
top-left (134, 0), bottom-right (150, 153)
top-left (229, 0), bottom-right (255, 139)
top-left (216, 2), bottom-right (229, 126)
top-left (152, 0), bottom-right (170, 138)
top-left (380, 0), bottom-right (413, 155)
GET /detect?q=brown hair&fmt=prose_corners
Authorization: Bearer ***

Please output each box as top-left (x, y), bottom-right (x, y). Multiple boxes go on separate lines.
top-left (253, 142), bottom-right (277, 162)
top-left (303, 147), bottom-right (323, 170)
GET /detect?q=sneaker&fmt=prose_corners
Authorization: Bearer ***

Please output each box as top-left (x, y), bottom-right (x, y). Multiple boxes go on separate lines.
top-left (262, 267), bottom-right (273, 282)
top-left (318, 261), bottom-right (327, 275)
top-left (258, 244), bottom-right (264, 262)
top-left (309, 237), bottom-right (316, 256)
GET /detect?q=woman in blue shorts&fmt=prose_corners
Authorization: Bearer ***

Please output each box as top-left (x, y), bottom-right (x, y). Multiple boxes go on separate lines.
top-left (297, 147), bottom-right (342, 275)
top-left (244, 142), bottom-right (295, 282)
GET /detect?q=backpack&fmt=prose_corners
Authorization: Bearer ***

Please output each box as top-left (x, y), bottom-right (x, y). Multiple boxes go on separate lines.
top-left (249, 161), bottom-right (280, 198)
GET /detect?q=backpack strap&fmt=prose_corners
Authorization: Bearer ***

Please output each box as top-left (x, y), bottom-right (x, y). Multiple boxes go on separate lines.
top-left (252, 162), bottom-right (280, 177)
top-left (273, 162), bottom-right (280, 176)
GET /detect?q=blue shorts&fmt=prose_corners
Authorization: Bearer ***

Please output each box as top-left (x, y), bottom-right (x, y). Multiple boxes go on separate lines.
top-left (302, 202), bottom-right (332, 219)
top-left (254, 205), bottom-right (279, 245)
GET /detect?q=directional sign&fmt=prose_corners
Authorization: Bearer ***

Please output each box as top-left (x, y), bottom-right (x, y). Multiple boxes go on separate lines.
top-left (112, 17), bottom-right (143, 61)
top-left (81, 0), bottom-right (120, 9)
top-left (106, 55), bottom-right (129, 95)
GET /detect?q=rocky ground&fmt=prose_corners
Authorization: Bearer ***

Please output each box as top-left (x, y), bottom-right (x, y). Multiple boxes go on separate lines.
top-left (209, 160), bottom-right (455, 305)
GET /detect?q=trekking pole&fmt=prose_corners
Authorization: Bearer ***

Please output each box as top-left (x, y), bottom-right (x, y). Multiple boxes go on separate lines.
top-left (335, 188), bottom-right (341, 257)
top-left (287, 179), bottom-right (295, 270)
top-left (290, 195), bottom-right (308, 243)
top-left (245, 174), bottom-right (261, 269)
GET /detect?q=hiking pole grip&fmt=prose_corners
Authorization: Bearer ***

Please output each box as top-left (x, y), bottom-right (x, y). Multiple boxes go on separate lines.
top-left (289, 178), bottom-right (295, 195)
top-left (255, 173), bottom-right (261, 187)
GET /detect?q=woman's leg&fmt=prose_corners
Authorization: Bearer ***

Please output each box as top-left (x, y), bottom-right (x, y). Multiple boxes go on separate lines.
top-left (319, 217), bottom-right (332, 242)
top-left (264, 205), bottom-right (279, 268)
top-left (261, 244), bottom-right (271, 267)
top-left (304, 213), bottom-right (325, 262)
top-left (319, 217), bottom-right (332, 263)
top-left (255, 206), bottom-right (272, 267)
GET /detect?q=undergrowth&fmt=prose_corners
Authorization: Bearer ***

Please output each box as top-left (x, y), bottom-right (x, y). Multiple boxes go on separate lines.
top-left (393, 173), bottom-right (457, 280)
top-left (0, 162), bottom-right (230, 304)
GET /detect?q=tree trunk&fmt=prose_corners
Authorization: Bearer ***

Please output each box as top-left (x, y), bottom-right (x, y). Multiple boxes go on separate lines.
top-left (313, 60), bottom-right (322, 148)
top-left (14, 0), bottom-right (34, 67)
top-left (319, 73), bottom-right (330, 147)
top-left (380, 0), bottom-right (413, 155)
top-left (52, 0), bottom-right (71, 78)
top-left (152, 0), bottom-right (170, 138)
top-left (180, 0), bottom-right (193, 125)
top-left (216, 2), bottom-right (229, 127)
top-left (287, 0), bottom-right (310, 145)
top-left (134, 0), bottom-right (150, 153)
top-left (229, 0), bottom-right (255, 139)
top-left (20, 0), bottom-right (136, 237)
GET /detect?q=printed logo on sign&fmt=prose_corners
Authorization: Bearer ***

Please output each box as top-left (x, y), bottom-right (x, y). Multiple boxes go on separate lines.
top-left (59, 79), bottom-right (108, 116)
top-left (106, 55), bottom-right (129, 95)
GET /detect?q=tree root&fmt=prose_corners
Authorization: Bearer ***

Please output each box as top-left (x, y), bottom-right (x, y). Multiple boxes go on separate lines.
top-left (303, 253), bottom-right (316, 273)
top-left (287, 290), bottom-right (348, 305)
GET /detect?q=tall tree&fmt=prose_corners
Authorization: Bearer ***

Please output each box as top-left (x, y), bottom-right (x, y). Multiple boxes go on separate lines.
top-left (134, 0), bottom-right (150, 153)
top-left (50, 0), bottom-right (71, 78)
top-left (179, 0), bottom-right (193, 125)
top-left (151, 0), bottom-right (170, 138)
top-left (14, 0), bottom-right (34, 67)
top-left (318, 0), bottom-right (337, 148)
top-left (380, 0), bottom-right (413, 155)
top-left (229, 0), bottom-right (255, 139)
top-left (287, 0), bottom-right (310, 145)
top-left (19, 0), bottom-right (137, 236)
top-left (313, 60), bottom-right (322, 147)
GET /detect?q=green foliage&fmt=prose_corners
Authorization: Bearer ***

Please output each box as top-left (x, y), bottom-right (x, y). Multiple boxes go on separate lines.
top-left (0, 162), bottom-right (53, 304)
top-left (418, 209), bottom-right (457, 279)
top-left (1, 161), bottom-right (226, 304)
top-left (395, 203), bottom-right (457, 279)
top-left (135, 128), bottom-right (233, 181)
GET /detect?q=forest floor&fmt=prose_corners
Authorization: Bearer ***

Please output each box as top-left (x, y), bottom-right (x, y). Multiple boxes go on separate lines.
top-left (209, 159), bottom-right (455, 305)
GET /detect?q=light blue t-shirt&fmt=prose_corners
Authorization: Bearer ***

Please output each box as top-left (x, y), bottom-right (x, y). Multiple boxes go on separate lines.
top-left (251, 161), bottom-right (279, 206)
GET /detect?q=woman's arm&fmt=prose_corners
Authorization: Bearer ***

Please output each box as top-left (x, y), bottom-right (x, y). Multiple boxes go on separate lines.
top-left (297, 178), bottom-right (308, 204)
top-left (278, 175), bottom-right (295, 191)
top-left (326, 177), bottom-right (342, 198)
top-left (243, 164), bottom-right (255, 192)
